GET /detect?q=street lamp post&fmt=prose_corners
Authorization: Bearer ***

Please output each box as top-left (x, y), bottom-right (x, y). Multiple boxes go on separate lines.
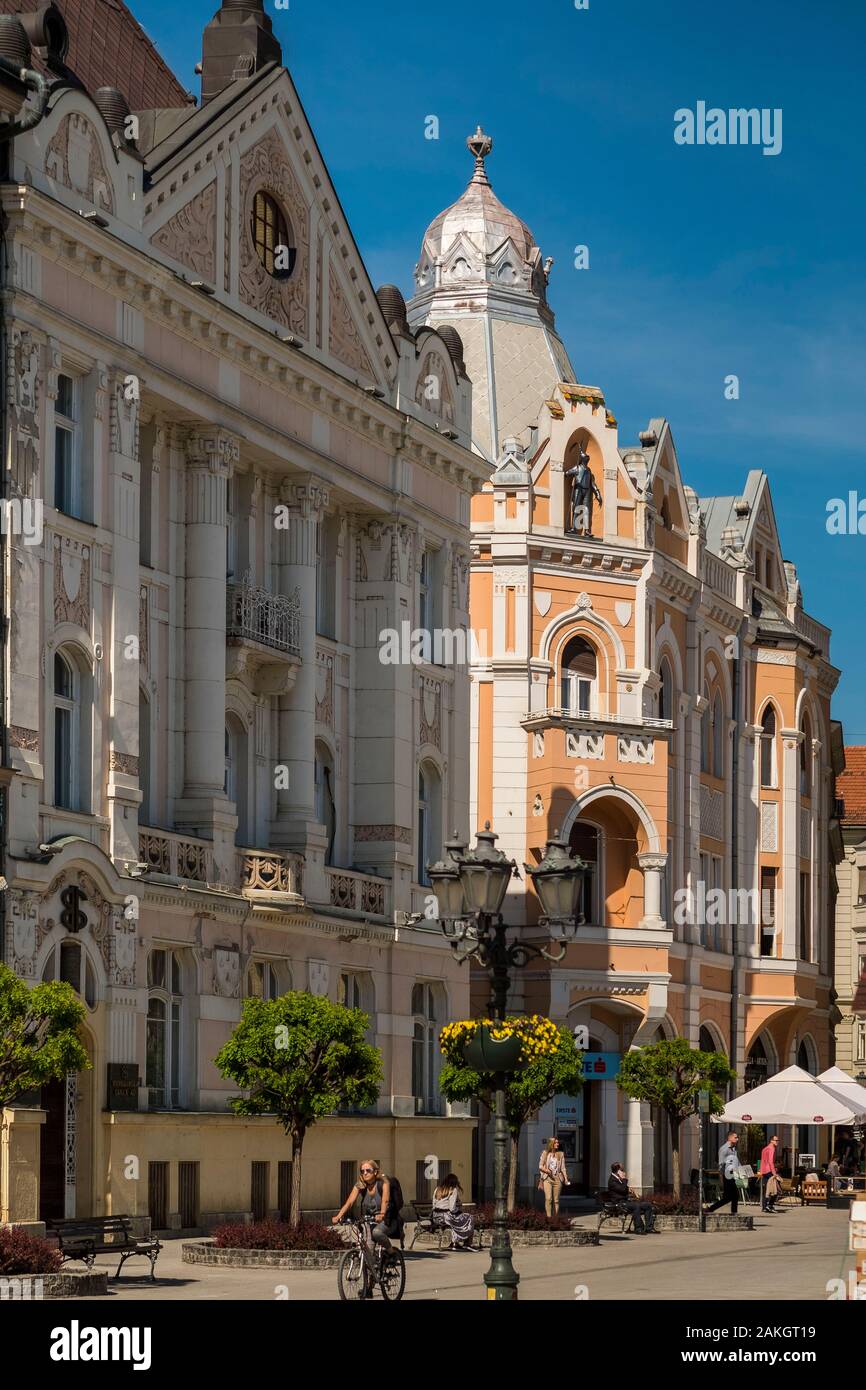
top-left (428, 823), bottom-right (589, 1301)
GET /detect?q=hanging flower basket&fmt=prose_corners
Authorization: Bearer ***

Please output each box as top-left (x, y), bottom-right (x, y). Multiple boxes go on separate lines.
top-left (462, 1023), bottom-right (526, 1073)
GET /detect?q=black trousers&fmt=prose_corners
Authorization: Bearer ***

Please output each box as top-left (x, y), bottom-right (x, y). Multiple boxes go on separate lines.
top-left (761, 1173), bottom-right (777, 1209)
top-left (707, 1177), bottom-right (739, 1214)
top-left (624, 1199), bottom-right (655, 1232)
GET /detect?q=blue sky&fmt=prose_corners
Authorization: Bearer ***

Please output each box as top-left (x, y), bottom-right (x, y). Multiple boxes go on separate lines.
top-left (139, 0), bottom-right (866, 740)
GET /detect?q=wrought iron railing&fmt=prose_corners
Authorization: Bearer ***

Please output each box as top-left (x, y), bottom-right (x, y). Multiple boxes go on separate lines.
top-left (227, 573), bottom-right (301, 655)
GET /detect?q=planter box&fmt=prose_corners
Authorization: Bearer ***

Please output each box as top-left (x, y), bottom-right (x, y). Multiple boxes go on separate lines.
top-left (182, 1239), bottom-right (343, 1269)
top-left (0, 1271), bottom-right (108, 1298)
top-left (413, 1228), bottom-right (600, 1249)
top-left (651, 1214), bottom-right (754, 1232)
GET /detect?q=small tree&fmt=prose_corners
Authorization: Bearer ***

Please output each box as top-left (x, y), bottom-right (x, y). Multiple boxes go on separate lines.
top-left (616, 1038), bottom-right (735, 1197)
top-left (0, 963), bottom-right (89, 1108)
top-left (439, 1016), bottom-right (584, 1212)
top-left (215, 991), bottom-right (382, 1228)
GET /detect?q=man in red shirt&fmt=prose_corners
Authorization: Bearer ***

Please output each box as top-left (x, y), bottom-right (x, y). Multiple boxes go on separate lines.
top-left (760, 1134), bottom-right (780, 1212)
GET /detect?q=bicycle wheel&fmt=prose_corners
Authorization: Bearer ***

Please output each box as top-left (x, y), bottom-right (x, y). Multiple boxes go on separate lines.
top-left (379, 1248), bottom-right (405, 1301)
top-left (337, 1249), bottom-right (368, 1301)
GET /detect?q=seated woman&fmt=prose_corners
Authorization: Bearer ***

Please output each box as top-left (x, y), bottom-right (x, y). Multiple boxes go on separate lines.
top-left (432, 1174), bottom-right (475, 1250)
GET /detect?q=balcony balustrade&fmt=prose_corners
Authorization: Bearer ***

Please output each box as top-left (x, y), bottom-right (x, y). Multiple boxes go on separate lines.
top-left (226, 573), bottom-right (301, 694)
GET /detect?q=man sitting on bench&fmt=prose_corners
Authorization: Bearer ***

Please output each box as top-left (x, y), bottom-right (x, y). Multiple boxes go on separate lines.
top-left (608, 1162), bottom-right (657, 1234)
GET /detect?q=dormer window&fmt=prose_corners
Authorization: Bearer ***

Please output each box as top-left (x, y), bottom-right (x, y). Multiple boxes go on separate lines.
top-left (251, 191), bottom-right (296, 279)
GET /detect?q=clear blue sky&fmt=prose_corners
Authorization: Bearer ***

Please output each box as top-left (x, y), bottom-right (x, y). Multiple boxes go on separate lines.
top-left (137, 0), bottom-right (866, 741)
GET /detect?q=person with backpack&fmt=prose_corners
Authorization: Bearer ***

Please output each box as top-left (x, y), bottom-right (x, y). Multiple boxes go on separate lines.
top-left (332, 1160), bottom-right (404, 1250)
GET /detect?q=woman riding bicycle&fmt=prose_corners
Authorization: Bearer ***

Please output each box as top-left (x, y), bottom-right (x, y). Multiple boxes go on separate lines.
top-left (332, 1159), bottom-right (400, 1251)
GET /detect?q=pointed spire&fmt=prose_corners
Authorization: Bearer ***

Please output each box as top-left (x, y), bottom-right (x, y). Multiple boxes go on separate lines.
top-left (466, 125), bottom-right (493, 186)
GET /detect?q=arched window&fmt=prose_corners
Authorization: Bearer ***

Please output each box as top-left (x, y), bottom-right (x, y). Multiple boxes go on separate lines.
top-left (139, 689), bottom-right (152, 826)
top-left (246, 960), bottom-right (286, 1000)
top-left (560, 636), bottom-right (597, 715)
top-left (146, 948), bottom-right (183, 1110)
top-left (225, 717), bottom-right (250, 845)
top-left (800, 713), bottom-right (812, 796)
top-left (250, 190), bottom-right (295, 278)
top-left (315, 741), bottom-right (336, 866)
top-left (42, 938), bottom-right (97, 1009)
top-left (412, 982), bottom-right (443, 1114)
top-left (53, 651), bottom-right (79, 809)
top-left (417, 764), bottom-right (442, 885)
top-left (701, 685), bottom-right (712, 773)
top-left (712, 690), bottom-right (724, 778)
top-left (569, 820), bottom-right (600, 926)
top-left (659, 657), bottom-right (674, 723)
top-left (760, 706), bottom-right (777, 788)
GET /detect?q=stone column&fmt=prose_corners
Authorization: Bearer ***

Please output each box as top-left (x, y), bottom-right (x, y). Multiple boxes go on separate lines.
top-left (106, 372), bottom-right (142, 868)
top-left (176, 428), bottom-right (239, 842)
top-left (272, 477), bottom-right (329, 855)
top-left (638, 851), bottom-right (668, 927)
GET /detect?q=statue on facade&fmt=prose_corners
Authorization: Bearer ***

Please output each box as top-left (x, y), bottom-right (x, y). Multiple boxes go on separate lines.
top-left (565, 444), bottom-right (602, 535)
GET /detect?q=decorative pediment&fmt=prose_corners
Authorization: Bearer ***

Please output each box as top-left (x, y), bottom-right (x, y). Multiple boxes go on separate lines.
top-left (329, 257), bottom-right (374, 379)
top-left (239, 127), bottom-right (310, 336)
top-left (150, 182), bottom-right (217, 282)
top-left (45, 111), bottom-right (115, 215)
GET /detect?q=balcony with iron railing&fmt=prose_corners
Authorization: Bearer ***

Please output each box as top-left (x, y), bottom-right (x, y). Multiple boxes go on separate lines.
top-left (226, 573), bottom-right (302, 694)
top-left (138, 829), bottom-right (304, 906)
top-left (521, 707), bottom-right (674, 734)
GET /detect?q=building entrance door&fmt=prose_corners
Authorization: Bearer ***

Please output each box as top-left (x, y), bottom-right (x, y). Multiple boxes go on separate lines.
top-left (39, 1076), bottom-right (66, 1221)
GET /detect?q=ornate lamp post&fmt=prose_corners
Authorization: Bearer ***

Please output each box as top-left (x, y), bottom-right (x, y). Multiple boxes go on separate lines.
top-left (428, 824), bottom-right (589, 1301)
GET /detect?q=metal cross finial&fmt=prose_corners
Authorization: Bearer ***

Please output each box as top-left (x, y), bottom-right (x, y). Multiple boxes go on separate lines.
top-left (467, 126), bottom-right (493, 183)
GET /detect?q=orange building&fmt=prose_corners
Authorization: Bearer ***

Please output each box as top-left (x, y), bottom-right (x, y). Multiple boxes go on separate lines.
top-left (409, 130), bottom-right (845, 1193)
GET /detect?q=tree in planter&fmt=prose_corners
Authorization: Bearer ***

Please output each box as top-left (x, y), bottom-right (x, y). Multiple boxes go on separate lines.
top-left (439, 1016), bottom-right (584, 1212)
top-left (0, 963), bottom-right (89, 1108)
top-left (215, 991), bottom-right (382, 1229)
top-left (616, 1038), bottom-right (735, 1198)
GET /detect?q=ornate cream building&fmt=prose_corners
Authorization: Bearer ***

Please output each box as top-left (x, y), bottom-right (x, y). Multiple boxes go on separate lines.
top-left (834, 750), bottom-right (866, 1081)
top-left (409, 131), bottom-right (845, 1194)
top-left (0, 0), bottom-right (487, 1230)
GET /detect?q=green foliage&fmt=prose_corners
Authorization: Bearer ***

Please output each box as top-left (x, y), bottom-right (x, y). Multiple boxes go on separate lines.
top-left (616, 1038), bottom-right (735, 1121)
top-left (214, 990), bottom-right (382, 1138)
top-left (439, 1018), bottom-right (583, 1137)
top-left (0, 963), bottom-right (89, 1109)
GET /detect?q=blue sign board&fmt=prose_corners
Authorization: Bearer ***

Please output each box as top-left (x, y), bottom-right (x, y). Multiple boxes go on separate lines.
top-left (581, 1051), bottom-right (621, 1081)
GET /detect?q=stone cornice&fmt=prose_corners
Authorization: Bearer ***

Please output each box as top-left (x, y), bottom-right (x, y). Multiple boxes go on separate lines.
top-left (2, 187), bottom-right (487, 499)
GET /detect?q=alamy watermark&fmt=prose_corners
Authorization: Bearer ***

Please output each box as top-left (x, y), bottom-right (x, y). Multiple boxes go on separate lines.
top-left (673, 881), bottom-right (777, 931)
top-left (0, 497), bottom-right (43, 545)
top-left (674, 102), bottom-right (782, 157)
top-left (378, 622), bottom-right (487, 666)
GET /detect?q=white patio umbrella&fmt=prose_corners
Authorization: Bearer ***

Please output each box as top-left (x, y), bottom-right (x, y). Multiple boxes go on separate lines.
top-left (817, 1068), bottom-right (866, 1180)
top-left (715, 1066), bottom-right (866, 1177)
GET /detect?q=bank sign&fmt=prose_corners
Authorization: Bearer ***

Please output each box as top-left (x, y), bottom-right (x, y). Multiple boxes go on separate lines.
top-left (581, 1052), bottom-right (621, 1081)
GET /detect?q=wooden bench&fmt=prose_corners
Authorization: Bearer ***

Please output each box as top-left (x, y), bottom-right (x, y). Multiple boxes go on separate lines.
top-left (46, 1216), bottom-right (162, 1281)
top-left (801, 1180), bottom-right (828, 1205)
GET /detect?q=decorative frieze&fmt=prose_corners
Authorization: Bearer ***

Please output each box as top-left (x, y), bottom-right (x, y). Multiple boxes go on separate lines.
top-left (239, 129), bottom-right (309, 335)
top-left (109, 751), bottom-right (139, 776)
top-left (419, 678), bottom-right (442, 750)
top-left (45, 112), bottom-right (115, 214)
top-left (53, 536), bottom-right (91, 630)
top-left (567, 731), bottom-right (605, 760)
top-left (617, 735), bottom-right (654, 765)
top-left (10, 725), bottom-right (39, 752)
top-left (354, 824), bottom-right (413, 845)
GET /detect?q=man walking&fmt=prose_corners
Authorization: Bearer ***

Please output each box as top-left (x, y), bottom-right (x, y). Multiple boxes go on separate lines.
top-left (706, 1130), bottom-right (740, 1214)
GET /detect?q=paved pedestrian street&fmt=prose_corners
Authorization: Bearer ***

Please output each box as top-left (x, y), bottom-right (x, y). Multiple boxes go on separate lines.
top-left (62, 1207), bottom-right (859, 1302)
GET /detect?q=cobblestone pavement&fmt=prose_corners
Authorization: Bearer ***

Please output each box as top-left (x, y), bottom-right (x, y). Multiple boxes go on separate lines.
top-left (57, 1206), bottom-right (859, 1301)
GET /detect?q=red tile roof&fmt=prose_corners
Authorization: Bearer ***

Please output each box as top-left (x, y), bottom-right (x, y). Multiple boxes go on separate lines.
top-left (0, 0), bottom-right (194, 111)
top-left (837, 746), bottom-right (866, 826)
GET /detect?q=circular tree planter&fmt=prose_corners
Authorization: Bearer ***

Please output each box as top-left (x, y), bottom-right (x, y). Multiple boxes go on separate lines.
top-left (413, 1227), bottom-right (600, 1249)
top-left (182, 1240), bottom-right (344, 1270)
top-left (0, 1270), bottom-right (108, 1298)
top-left (463, 1025), bottom-right (525, 1072)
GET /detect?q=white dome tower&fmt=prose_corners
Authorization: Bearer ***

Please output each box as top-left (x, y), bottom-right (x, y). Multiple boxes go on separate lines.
top-left (407, 127), bottom-right (576, 462)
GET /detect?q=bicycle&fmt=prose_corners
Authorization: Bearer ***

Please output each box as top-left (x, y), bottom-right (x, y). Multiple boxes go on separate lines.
top-left (337, 1217), bottom-right (406, 1301)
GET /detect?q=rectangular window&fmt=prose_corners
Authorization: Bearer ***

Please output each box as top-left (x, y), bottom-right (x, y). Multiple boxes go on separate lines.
top-left (760, 868), bottom-right (777, 957)
top-left (54, 374), bottom-right (80, 517)
top-left (857, 866), bottom-right (866, 906)
top-left (277, 1161), bottom-right (293, 1221)
top-left (857, 1021), bottom-right (866, 1064)
top-left (799, 872), bottom-right (811, 961)
top-left (54, 706), bottom-right (72, 808)
top-left (250, 1162), bottom-right (269, 1222)
top-left (147, 1161), bottom-right (169, 1231)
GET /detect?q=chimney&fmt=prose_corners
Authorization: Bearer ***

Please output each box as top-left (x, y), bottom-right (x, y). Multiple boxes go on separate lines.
top-left (200, 0), bottom-right (282, 105)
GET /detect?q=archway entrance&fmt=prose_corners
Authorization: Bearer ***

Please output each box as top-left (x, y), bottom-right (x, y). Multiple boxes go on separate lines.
top-left (38, 1033), bottom-right (94, 1221)
top-left (39, 1075), bottom-right (67, 1221)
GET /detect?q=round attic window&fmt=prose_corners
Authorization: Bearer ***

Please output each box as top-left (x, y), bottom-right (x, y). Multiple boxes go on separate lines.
top-left (251, 190), bottom-right (296, 280)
